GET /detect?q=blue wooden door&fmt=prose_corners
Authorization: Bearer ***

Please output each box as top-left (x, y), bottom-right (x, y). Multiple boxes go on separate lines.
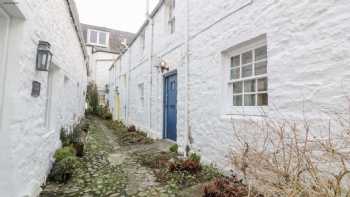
top-left (164, 73), bottom-right (177, 141)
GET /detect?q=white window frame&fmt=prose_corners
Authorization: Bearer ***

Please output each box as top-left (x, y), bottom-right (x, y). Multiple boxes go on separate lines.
top-left (87, 29), bottom-right (109, 47)
top-left (222, 37), bottom-right (268, 117)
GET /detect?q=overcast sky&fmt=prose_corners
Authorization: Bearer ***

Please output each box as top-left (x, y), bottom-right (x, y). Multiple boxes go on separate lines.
top-left (75, 0), bottom-right (159, 33)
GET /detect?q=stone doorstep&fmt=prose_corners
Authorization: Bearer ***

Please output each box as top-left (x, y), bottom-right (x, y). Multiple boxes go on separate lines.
top-left (120, 140), bottom-right (176, 155)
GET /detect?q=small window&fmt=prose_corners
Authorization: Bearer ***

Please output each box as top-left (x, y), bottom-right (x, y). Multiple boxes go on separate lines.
top-left (140, 30), bottom-right (145, 50)
top-left (88, 29), bottom-right (109, 47)
top-left (138, 83), bottom-right (145, 107)
top-left (229, 45), bottom-right (268, 106)
top-left (167, 0), bottom-right (175, 34)
top-left (169, 18), bottom-right (175, 34)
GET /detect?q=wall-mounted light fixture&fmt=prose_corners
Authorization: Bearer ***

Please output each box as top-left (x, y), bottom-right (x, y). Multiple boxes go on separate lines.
top-left (36, 41), bottom-right (53, 71)
top-left (154, 58), bottom-right (170, 73)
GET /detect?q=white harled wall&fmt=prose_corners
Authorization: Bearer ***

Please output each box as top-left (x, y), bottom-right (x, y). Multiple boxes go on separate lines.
top-left (109, 0), bottom-right (350, 172)
top-left (0, 0), bottom-right (87, 196)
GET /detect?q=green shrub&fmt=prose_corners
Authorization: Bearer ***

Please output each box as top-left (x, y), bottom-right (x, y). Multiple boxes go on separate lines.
top-left (103, 112), bottom-right (113, 120)
top-left (60, 128), bottom-right (73, 147)
top-left (49, 156), bottom-right (80, 183)
top-left (169, 144), bottom-right (179, 153)
top-left (54, 146), bottom-right (75, 162)
top-left (86, 82), bottom-right (99, 114)
top-left (97, 105), bottom-right (113, 120)
top-left (73, 142), bottom-right (85, 157)
top-left (80, 120), bottom-right (90, 132)
top-left (189, 152), bottom-right (201, 163)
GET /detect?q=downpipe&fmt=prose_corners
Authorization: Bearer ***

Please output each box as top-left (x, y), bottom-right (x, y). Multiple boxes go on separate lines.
top-left (147, 4), bottom-right (154, 134)
top-left (184, 0), bottom-right (191, 157)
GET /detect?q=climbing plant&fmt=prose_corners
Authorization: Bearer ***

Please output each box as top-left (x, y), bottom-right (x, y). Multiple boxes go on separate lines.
top-left (86, 82), bottom-right (99, 114)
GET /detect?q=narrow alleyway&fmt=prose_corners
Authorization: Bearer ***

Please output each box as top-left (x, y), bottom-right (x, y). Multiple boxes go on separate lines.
top-left (40, 117), bottom-right (207, 197)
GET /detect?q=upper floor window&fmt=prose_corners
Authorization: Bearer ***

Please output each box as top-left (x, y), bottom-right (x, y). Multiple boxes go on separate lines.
top-left (138, 83), bottom-right (145, 107)
top-left (140, 30), bottom-right (145, 50)
top-left (87, 29), bottom-right (109, 47)
top-left (229, 43), bottom-right (268, 107)
top-left (167, 0), bottom-right (175, 34)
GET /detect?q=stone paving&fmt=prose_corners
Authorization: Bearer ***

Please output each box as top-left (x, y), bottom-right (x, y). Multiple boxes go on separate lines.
top-left (40, 117), bottom-right (206, 197)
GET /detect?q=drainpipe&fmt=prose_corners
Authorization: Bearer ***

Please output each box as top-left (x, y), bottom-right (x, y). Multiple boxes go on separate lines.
top-left (0, 8), bottom-right (10, 128)
top-left (184, 0), bottom-right (191, 156)
top-left (126, 49), bottom-right (131, 124)
top-left (147, 0), bottom-right (154, 133)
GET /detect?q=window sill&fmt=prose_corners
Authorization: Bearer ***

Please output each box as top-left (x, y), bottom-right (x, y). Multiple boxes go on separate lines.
top-left (222, 106), bottom-right (268, 119)
top-left (86, 42), bottom-right (109, 48)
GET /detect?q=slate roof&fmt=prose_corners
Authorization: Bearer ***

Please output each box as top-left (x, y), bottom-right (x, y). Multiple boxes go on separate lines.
top-left (80, 23), bottom-right (135, 54)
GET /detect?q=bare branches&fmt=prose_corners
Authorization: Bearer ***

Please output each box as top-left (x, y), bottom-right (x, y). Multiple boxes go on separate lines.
top-left (230, 112), bottom-right (350, 197)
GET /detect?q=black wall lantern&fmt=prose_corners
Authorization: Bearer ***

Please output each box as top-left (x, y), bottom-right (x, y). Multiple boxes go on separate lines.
top-left (36, 41), bottom-right (53, 71)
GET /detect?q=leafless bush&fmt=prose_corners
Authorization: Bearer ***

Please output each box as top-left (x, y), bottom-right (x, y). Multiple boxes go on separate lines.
top-left (231, 110), bottom-right (350, 196)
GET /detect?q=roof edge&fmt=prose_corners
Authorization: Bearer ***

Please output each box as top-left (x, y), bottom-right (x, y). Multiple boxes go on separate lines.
top-left (111, 0), bottom-right (165, 68)
top-left (128, 0), bottom-right (165, 48)
top-left (66, 0), bottom-right (89, 73)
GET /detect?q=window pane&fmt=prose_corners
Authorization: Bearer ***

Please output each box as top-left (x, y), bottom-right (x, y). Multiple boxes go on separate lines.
top-left (255, 61), bottom-right (267, 75)
top-left (244, 94), bottom-right (256, 106)
top-left (257, 78), bottom-right (268, 91)
top-left (244, 79), bottom-right (255, 93)
top-left (242, 64), bottom-right (253, 77)
top-left (231, 55), bottom-right (240, 68)
top-left (233, 95), bottom-right (242, 106)
top-left (231, 68), bottom-right (240, 80)
top-left (242, 51), bottom-right (253, 64)
top-left (255, 46), bottom-right (267, 61)
top-left (90, 31), bottom-right (97, 43)
top-left (233, 82), bottom-right (243, 94)
top-left (99, 32), bottom-right (107, 45)
top-left (257, 93), bottom-right (268, 106)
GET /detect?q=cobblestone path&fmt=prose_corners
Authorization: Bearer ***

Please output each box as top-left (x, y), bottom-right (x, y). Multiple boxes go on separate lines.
top-left (40, 117), bottom-right (204, 197)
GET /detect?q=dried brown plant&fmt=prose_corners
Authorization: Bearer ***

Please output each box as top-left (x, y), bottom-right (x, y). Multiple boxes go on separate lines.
top-left (231, 107), bottom-right (350, 197)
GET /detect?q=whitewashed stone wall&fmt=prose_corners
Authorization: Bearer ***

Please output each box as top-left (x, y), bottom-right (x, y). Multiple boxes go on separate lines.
top-left (87, 47), bottom-right (118, 104)
top-left (0, 0), bottom-right (87, 196)
top-left (109, 0), bottom-right (350, 173)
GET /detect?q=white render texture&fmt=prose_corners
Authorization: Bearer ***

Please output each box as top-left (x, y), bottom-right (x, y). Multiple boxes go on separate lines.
top-left (109, 0), bottom-right (350, 173)
top-left (86, 47), bottom-right (118, 104)
top-left (0, 0), bottom-right (87, 196)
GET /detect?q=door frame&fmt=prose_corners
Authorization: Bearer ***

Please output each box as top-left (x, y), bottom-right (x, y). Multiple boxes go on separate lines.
top-left (163, 70), bottom-right (177, 141)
